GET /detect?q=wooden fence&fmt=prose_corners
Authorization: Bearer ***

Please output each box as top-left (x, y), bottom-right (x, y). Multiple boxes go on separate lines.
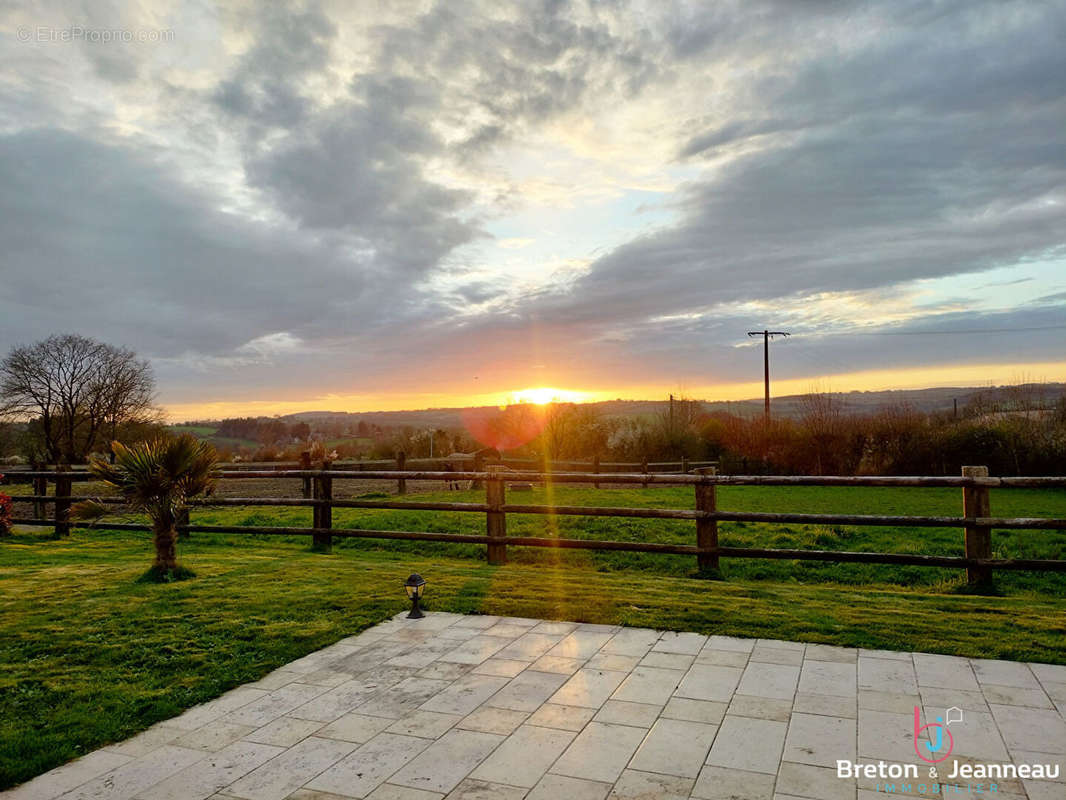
top-left (4, 467), bottom-right (1066, 584)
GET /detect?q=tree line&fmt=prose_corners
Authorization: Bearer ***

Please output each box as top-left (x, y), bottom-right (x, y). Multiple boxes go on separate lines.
top-left (2, 334), bottom-right (1063, 476)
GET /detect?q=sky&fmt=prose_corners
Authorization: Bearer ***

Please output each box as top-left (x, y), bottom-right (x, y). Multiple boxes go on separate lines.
top-left (1, 0), bottom-right (1064, 421)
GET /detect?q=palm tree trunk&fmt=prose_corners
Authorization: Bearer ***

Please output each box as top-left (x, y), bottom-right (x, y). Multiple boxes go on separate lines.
top-left (153, 523), bottom-right (178, 571)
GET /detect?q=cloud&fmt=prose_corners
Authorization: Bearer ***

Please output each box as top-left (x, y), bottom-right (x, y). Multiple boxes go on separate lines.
top-left (0, 0), bottom-right (1063, 411)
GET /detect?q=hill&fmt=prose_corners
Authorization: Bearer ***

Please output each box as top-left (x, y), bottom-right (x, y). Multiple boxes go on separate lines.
top-left (272, 383), bottom-right (1066, 428)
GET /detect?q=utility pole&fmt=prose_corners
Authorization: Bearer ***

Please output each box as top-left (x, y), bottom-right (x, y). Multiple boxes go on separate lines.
top-left (747, 329), bottom-right (790, 422)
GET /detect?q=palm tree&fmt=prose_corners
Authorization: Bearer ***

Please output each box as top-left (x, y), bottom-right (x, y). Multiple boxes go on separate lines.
top-left (73, 434), bottom-right (218, 578)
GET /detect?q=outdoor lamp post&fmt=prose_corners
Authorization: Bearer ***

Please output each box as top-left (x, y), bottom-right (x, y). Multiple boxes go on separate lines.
top-left (404, 573), bottom-right (427, 619)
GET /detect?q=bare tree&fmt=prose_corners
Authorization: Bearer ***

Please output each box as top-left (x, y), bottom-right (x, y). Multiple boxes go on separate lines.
top-left (0, 334), bottom-right (157, 463)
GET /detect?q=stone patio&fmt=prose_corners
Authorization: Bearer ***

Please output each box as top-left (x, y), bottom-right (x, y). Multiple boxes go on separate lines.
top-left (6, 613), bottom-right (1065, 800)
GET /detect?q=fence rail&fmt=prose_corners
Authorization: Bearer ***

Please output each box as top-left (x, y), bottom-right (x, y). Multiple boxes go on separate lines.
top-left (4, 467), bottom-right (1066, 582)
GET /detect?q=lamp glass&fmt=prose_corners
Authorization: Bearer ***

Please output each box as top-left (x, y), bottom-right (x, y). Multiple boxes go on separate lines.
top-left (404, 574), bottom-right (426, 599)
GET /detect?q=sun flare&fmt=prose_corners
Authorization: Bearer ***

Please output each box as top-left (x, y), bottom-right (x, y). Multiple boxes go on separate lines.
top-left (509, 387), bottom-right (587, 405)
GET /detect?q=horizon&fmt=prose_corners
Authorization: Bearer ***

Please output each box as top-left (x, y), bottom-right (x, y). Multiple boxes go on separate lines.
top-left (3, 2), bottom-right (1065, 422)
top-left (165, 368), bottom-right (1066, 423)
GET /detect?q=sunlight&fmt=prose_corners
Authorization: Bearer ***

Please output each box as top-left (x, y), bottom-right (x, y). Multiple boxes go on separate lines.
top-left (509, 387), bottom-right (587, 405)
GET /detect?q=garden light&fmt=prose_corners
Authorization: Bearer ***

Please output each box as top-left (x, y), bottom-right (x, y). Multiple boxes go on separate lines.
top-left (403, 573), bottom-right (427, 619)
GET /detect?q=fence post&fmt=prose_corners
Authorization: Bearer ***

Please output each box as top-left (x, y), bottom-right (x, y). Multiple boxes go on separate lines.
top-left (312, 463), bottom-right (333, 553)
top-left (641, 456), bottom-right (649, 488)
top-left (962, 466), bottom-right (992, 586)
top-left (176, 507), bottom-right (190, 540)
top-left (54, 466), bottom-right (72, 537)
top-left (33, 473), bottom-right (47, 520)
top-left (681, 455), bottom-right (688, 474)
top-left (300, 451), bottom-right (312, 499)
top-left (593, 455), bottom-right (600, 489)
top-left (486, 465), bottom-right (507, 565)
top-left (694, 466), bottom-right (719, 573)
top-left (396, 451), bottom-right (406, 495)
top-left (471, 452), bottom-right (485, 490)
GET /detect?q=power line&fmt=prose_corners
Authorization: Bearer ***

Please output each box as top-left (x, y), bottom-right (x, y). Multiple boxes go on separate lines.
top-left (815, 323), bottom-right (1066, 337)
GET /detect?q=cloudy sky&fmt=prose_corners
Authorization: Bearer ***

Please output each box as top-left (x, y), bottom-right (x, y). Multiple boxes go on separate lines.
top-left (1, 1), bottom-right (1064, 420)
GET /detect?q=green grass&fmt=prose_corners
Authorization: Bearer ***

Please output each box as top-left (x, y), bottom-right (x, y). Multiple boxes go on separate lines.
top-left (191, 484), bottom-right (1066, 594)
top-left (1, 483), bottom-right (1065, 789)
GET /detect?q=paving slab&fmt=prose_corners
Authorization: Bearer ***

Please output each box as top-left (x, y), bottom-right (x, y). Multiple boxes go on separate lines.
top-left (11, 611), bottom-right (1061, 800)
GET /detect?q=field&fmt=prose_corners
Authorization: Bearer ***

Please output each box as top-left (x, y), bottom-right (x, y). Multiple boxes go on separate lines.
top-left (1, 481), bottom-right (1065, 788)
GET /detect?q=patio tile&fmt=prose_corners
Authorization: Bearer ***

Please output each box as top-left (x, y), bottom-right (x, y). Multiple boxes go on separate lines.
top-left (529, 655), bottom-right (585, 675)
top-left (470, 659), bottom-right (529, 678)
top-left (989, 703), bottom-right (1066, 753)
top-left (470, 724), bottom-right (576, 787)
top-left (227, 736), bottom-right (358, 800)
top-left (858, 657), bottom-right (917, 694)
top-left (652, 632), bottom-right (708, 655)
top-left (727, 695), bottom-right (792, 722)
top-left (58, 745), bottom-right (205, 800)
top-left (704, 636), bottom-right (755, 653)
top-left (301, 733), bottom-right (429, 798)
top-left (792, 692), bottom-right (856, 719)
top-left (586, 653), bottom-right (642, 672)
top-left (912, 653), bottom-right (979, 690)
top-left (547, 631), bottom-right (616, 660)
top-left (691, 765), bottom-right (774, 800)
top-left (611, 666), bottom-right (683, 705)
top-left (386, 710), bottom-right (462, 739)
top-left (705, 716), bottom-right (786, 774)
top-left (418, 675), bottom-right (510, 716)
top-left (495, 633), bottom-right (563, 661)
top-left (804, 644), bottom-right (856, 663)
top-left (599, 629), bottom-right (660, 657)
top-left (610, 769), bottom-right (693, 800)
top-left (226, 683), bottom-right (332, 727)
top-left (628, 717), bottom-right (717, 778)
top-left (388, 729), bottom-right (505, 795)
top-left (529, 773), bottom-right (611, 800)
top-left (526, 703), bottom-right (597, 731)
top-left (551, 721), bottom-right (647, 783)
top-left (979, 683), bottom-right (1053, 708)
top-left (356, 678), bottom-right (454, 720)
top-left (775, 762), bottom-right (855, 800)
top-left (313, 712), bottom-right (393, 744)
top-left (781, 713), bottom-right (855, 767)
top-left (486, 670), bottom-right (568, 712)
top-left (437, 636), bottom-right (514, 665)
top-left (444, 778), bottom-right (525, 799)
top-left (455, 706), bottom-right (529, 736)
top-left (749, 645), bottom-right (804, 666)
top-left (637, 651), bottom-right (693, 670)
top-left (2, 750), bottom-right (132, 800)
top-left (736, 662), bottom-right (800, 700)
top-left (549, 668), bottom-right (628, 709)
top-left (694, 650), bottom-right (750, 668)
top-left (797, 660), bottom-right (856, 698)
top-left (675, 665), bottom-right (742, 702)
top-left (593, 700), bottom-right (662, 728)
top-left (364, 785), bottom-right (443, 800)
top-left (972, 659), bottom-right (1041, 689)
top-left (529, 621), bottom-right (580, 636)
top-left (137, 740), bottom-right (282, 800)
top-left (170, 720), bottom-right (256, 753)
top-left (661, 697), bottom-right (727, 725)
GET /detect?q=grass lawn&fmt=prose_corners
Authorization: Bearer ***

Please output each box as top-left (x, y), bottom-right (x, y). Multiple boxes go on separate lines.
top-left (1, 482), bottom-right (1064, 789)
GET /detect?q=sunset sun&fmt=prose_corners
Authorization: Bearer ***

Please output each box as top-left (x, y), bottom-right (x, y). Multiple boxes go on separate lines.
top-left (509, 387), bottom-right (586, 405)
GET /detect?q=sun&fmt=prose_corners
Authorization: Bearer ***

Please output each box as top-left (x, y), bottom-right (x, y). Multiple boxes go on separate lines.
top-left (509, 387), bottom-right (586, 405)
